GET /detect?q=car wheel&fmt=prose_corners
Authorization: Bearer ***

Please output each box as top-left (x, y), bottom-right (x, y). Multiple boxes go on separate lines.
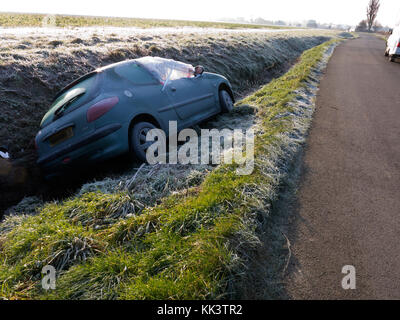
top-left (384, 49), bottom-right (389, 57)
top-left (130, 121), bottom-right (157, 162)
top-left (219, 90), bottom-right (234, 113)
top-left (389, 55), bottom-right (395, 62)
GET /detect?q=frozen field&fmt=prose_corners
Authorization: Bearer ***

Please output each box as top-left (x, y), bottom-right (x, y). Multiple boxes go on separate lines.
top-left (0, 26), bottom-right (303, 37)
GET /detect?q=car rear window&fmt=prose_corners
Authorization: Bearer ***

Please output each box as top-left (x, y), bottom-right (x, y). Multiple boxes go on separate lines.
top-left (115, 63), bottom-right (157, 85)
top-left (59, 75), bottom-right (94, 100)
top-left (40, 75), bottom-right (97, 128)
top-left (51, 76), bottom-right (95, 111)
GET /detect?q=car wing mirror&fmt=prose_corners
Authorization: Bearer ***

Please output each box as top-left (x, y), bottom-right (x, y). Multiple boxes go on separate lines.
top-left (194, 65), bottom-right (205, 77)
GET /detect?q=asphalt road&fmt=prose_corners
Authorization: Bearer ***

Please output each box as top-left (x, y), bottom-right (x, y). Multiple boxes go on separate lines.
top-left (285, 34), bottom-right (400, 299)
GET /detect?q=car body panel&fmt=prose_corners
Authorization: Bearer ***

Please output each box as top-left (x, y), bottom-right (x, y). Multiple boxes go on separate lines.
top-left (387, 27), bottom-right (400, 56)
top-left (35, 57), bottom-right (234, 174)
top-left (165, 76), bottom-right (216, 121)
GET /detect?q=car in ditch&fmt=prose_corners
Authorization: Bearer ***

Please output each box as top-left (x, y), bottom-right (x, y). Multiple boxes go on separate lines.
top-left (35, 56), bottom-right (235, 174)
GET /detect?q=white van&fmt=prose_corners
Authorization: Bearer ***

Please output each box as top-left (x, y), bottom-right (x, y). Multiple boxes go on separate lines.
top-left (385, 26), bottom-right (400, 62)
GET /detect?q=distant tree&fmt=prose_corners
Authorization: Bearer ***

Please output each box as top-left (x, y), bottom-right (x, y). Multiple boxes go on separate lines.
top-left (274, 20), bottom-right (286, 26)
top-left (356, 20), bottom-right (368, 32)
top-left (306, 20), bottom-right (318, 28)
top-left (235, 17), bottom-right (247, 23)
top-left (373, 20), bottom-right (383, 31)
top-left (254, 17), bottom-right (273, 25)
top-left (366, 0), bottom-right (380, 32)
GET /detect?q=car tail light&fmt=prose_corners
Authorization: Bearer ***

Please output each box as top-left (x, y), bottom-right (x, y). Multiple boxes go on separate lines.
top-left (62, 157), bottom-right (71, 164)
top-left (397, 42), bottom-right (400, 47)
top-left (86, 97), bottom-right (119, 123)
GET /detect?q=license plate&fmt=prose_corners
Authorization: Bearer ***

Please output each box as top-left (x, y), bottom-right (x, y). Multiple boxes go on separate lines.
top-left (49, 126), bottom-right (74, 147)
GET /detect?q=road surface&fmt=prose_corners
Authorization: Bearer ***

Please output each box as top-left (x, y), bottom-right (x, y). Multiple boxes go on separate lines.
top-left (285, 34), bottom-right (400, 299)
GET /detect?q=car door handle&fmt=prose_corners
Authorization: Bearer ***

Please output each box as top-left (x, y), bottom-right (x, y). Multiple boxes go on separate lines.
top-left (170, 87), bottom-right (177, 92)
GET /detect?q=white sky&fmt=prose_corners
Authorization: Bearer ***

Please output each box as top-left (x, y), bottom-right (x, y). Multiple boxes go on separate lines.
top-left (2, 0), bottom-right (400, 27)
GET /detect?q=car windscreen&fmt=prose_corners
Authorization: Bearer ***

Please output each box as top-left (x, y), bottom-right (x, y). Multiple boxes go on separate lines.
top-left (40, 74), bottom-right (97, 128)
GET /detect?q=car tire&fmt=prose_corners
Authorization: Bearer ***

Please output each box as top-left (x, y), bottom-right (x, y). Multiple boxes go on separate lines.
top-left (130, 121), bottom-right (157, 163)
top-left (389, 55), bottom-right (395, 62)
top-left (384, 49), bottom-right (389, 57)
top-left (219, 89), bottom-right (234, 113)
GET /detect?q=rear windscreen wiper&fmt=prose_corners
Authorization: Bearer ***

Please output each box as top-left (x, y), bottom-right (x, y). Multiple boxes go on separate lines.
top-left (54, 93), bottom-right (84, 119)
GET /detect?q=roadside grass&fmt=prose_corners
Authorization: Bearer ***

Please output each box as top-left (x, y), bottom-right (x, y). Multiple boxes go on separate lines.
top-left (337, 32), bottom-right (357, 39)
top-left (0, 12), bottom-right (291, 29)
top-left (0, 39), bottom-right (339, 299)
top-left (375, 33), bottom-right (389, 41)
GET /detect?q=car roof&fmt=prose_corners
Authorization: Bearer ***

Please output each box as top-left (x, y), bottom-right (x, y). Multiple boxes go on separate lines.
top-left (96, 59), bottom-right (134, 72)
top-left (52, 57), bottom-right (194, 102)
top-left (98, 56), bottom-right (195, 82)
top-left (135, 57), bottom-right (194, 81)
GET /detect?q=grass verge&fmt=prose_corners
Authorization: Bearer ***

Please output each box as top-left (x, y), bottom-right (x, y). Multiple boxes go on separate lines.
top-left (0, 38), bottom-right (339, 300)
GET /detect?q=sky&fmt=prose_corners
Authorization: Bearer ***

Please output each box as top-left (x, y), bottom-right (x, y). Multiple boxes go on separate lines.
top-left (2, 0), bottom-right (400, 27)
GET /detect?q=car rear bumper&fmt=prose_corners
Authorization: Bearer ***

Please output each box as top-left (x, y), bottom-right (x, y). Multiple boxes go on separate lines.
top-left (390, 47), bottom-right (400, 56)
top-left (37, 123), bottom-right (125, 171)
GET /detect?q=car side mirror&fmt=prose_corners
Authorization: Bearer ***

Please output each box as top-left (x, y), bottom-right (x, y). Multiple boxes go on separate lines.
top-left (194, 65), bottom-right (205, 77)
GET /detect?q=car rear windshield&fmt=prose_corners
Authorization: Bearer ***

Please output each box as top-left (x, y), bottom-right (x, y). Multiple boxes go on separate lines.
top-left (40, 74), bottom-right (98, 128)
